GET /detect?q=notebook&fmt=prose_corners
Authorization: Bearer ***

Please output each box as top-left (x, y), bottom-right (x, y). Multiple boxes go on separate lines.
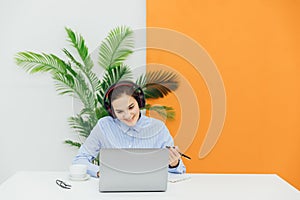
top-left (99, 148), bottom-right (169, 192)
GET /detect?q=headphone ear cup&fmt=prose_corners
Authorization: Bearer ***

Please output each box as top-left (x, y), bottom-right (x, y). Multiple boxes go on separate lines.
top-left (108, 107), bottom-right (114, 117)
top-left (104, 100), bottom-right (113, 117)
top-left (137, 88), bottom-right (145, 108)
top-left (140, 94), bottom-right (145, 108)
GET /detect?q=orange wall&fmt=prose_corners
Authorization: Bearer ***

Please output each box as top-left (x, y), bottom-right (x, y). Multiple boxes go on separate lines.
top-left (147, 0), bottom-right (300, 189)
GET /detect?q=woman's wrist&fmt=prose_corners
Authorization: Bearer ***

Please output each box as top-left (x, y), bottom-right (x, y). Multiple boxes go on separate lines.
top-left (169, 159), bottom-right (180, 168)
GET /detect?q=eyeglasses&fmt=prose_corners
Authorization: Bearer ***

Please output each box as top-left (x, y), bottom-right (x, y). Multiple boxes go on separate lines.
top-left (56, 179), bottom-right (71, 189)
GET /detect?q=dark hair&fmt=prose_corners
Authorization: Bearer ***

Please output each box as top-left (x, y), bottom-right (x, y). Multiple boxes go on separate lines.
top-left (103, 81), bottom-right (145, 117)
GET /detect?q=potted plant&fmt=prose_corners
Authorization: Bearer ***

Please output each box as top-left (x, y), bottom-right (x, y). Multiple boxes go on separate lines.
top-left (14, 26), bottom-right (179, 148)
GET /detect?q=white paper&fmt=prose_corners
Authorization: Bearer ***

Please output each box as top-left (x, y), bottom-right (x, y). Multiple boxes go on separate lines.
top-left (168, 173), bottom-right (192, 183)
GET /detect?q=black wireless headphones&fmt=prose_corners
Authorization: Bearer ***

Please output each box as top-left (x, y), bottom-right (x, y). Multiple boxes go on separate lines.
top-left (103, 81), bottom-right (145, 117)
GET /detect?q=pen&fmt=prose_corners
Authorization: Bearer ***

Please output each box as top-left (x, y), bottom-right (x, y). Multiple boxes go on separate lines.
top-left (166, 146), bottom-right (192, 160)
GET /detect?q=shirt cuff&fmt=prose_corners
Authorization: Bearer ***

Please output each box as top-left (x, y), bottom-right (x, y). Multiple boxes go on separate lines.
top-left (88, 164), bottom-right (100, 178)
top-left (168, 159), bottom-right (186, 174)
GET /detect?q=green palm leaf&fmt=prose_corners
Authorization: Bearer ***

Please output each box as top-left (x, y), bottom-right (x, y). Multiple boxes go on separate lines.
top-left (15, 51), bottom-right (73, 75)
top-left (62, 48), bottom-right (83, 69)
top-left (63, 48), bottom-right (101, 94)
top-left (65, 27), bottom-right (93, 70)
top-left (64, 140), bottom-right (81, 148)
top-left (53, 71), bottom-right (94, 110)
top-left (52, 72), bottom-right (75, 95)
top-left (136, 70), bottom-right (179, 99)
top-left (98, 26), bottom-right (134, 69)
top-left (63, 28), bottom-right (99, 96)
top-left (78, 107), bottom-right (99, 124)
top-left (68, 114), bottom-right (95, 138)
top-left (145, 104), bottom-right (175, 119)
top-left (95, 106), bottom-right (109, 119)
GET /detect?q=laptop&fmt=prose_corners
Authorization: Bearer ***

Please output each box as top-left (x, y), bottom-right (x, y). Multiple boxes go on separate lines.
top-left (99, 148), bottom-right (169, 192)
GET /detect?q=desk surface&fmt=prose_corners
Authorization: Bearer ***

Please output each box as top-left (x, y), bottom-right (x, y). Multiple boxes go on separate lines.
top-left (0, 171), bottom-right (299, 200)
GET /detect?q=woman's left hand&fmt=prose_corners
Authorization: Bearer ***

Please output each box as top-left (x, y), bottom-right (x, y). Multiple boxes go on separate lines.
top-left (168, 146), bottom-right (181, 167)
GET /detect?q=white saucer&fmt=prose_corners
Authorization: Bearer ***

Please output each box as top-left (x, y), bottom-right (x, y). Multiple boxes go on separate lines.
top-left (69, 174), bottom-right (90, 181)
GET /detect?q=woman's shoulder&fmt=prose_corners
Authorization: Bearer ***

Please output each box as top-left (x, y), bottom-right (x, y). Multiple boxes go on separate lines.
top-left (97, 116), bottom-right (114, 125)
top-left (140, 115), bottom-right (171, 136)
top-left (141, 115), bottom-right (166, 128)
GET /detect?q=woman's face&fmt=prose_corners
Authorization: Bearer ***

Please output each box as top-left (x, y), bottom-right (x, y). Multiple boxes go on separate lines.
top-left (111, 94), bottom-right (140, 126)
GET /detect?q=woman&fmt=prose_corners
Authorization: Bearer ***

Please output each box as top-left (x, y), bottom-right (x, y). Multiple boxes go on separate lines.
top-left (73, 80), bottom-right (186, 177)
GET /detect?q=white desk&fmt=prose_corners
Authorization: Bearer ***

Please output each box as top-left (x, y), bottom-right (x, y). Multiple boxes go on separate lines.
top-left (0, 171), bottom-right (299, 200)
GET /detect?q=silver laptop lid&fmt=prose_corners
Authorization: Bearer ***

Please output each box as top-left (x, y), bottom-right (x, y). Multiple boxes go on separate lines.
top-left (99, 148), bottom-right (169, 192)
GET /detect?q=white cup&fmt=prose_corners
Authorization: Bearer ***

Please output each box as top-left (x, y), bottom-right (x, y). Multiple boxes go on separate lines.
top-left (69, 164), bottom-right (87, 178)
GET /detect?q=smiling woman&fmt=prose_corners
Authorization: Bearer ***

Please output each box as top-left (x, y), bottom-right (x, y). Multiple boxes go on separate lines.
top-left (113, 97), bottom-right (139, 125)
top-left (103, 81), bottom-right (146, 125)
top-left (72, 80), bottom-right (186, 177)
top-left (111, 92), bottom-right (141, 126)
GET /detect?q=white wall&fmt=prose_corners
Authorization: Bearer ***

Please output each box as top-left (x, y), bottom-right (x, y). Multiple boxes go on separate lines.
top-left (0, 0), bottom-right (146, 183)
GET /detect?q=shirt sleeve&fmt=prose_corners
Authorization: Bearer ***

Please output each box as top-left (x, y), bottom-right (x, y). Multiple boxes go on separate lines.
top-left (72, 122), bottom-right (102, 177)
top-left (159, 124), bottom-right (186, 174)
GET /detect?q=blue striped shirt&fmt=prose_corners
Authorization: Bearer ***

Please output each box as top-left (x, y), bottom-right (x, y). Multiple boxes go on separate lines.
top-left (73, 114), bottom-right (186, 177)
